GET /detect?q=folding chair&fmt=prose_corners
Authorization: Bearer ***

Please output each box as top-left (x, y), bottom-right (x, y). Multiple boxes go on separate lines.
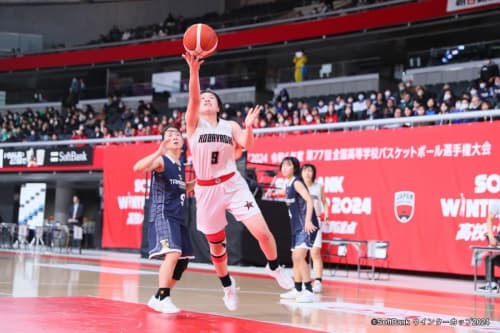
top-left (358, 240), bottom-right (390, 280)
top-left (322, 239), bottom-right (349, 277)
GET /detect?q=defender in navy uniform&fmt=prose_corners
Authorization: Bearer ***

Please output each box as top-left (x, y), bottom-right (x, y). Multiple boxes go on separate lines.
top-left (279, 156), bottom-right (319, 303)
top-left (133, 125), bottom-right (195, 313)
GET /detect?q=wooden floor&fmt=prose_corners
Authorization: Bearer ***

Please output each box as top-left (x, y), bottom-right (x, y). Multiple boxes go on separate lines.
top-left (0, 249), bottom-right (499, 333)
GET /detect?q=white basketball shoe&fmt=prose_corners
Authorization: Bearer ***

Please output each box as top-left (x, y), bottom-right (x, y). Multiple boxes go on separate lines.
top-left (223, 277), bottom-right (239, 311)
top-left (147, 295), bottom-right (180, 314)
top-left (266, 265), bottom-right (294, 290)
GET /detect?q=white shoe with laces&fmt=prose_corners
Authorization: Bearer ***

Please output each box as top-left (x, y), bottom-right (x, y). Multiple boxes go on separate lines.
top-left (296, 290), bottom-right (315, 303)
top-left (312, 280), bottom-right (322, 293)
top-left (147, 295), bottom-right (160, 311)
top-left (266, 265), bottom-right (294, 290)
top-left (223, 277), bottom-right (239, 311)
top-left (148, 295), bottom-right (180, 314)
top-left (280, 288), bottom-right (301, 299)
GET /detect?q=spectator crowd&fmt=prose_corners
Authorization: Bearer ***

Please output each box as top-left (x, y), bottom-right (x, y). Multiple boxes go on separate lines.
top-left (1, 71), bottom-right (499, 145)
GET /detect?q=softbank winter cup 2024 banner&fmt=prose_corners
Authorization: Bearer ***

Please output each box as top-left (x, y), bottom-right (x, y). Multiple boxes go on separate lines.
top-left (101, 143), bottom-right (157, 248)
top-left (249, 122), bottom-right (500, 275)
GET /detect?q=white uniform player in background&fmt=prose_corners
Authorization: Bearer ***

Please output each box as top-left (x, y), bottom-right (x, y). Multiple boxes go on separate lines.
top-left (301, 164), bottom-right (329, 293)
top-left (182, 52), bottom-right (293, 311)
top-left (478, 199), bottom-right (500, 293)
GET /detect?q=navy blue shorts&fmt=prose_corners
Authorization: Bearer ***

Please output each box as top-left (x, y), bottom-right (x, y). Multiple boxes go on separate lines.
top-left (291, 229), bottom-right (318, 250)
top-left (148, 218), bottom-right (194, 260)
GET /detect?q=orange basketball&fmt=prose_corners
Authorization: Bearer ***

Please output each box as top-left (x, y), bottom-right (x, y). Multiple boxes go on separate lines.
top-left (183, 23), bottom-right (218, 58)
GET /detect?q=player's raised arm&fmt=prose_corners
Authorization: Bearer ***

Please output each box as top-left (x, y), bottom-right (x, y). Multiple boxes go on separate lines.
top-left (231, 105), bottom-right (261, 150)
top-left (133, 136), bottom-right (170, 173)
top-left (183, 52), bottom-right (204, 136)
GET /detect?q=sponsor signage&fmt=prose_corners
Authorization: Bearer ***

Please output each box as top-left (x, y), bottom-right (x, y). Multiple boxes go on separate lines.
top-left (394, 191), bottom-right (415, 224)
top-left (249, 122), bottom-right (500, 275)
top-left (0, 146), bottom-right (93, 168)
top-left (18, 183), bottom-right (47, 228)
top-left (101, 143), bottom-right (157, 249)
top-left (446, 0), bottom-right (500, 12)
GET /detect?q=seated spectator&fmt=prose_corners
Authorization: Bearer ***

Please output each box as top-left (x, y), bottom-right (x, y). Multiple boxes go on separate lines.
top-left (469, 95), bottom-right (482, 112)
top-left (316, 98), bottom-right (327, 115)
top-left (439, 86), bottom-right (455, 108)
top-left (93, 126), bottom-right (103, 139)
top-left (425, 98), bottom-right (438, 115)
top-left (403, 106), bottom-right (413, 127)
top-left (233, 109), bottom-right (245, 126)
top-left (323, 103), bottom-right (337, 123)
top-left (374, 92), bottom-right (386, 109)
top-left (27, 129), bottom-right (38, 142)
top-left (339, 105), bottom-right (356, 122)
top-left (480, 100), bottom-right (494, 121)
top-left (450, 98), bottom-right (471, 123)
top-left (365, 103), bottom-right (382, 121)
top-left (414, 85), bottom-right (428, 105)
top-left (384, 89), bottom-right (395, 102)
top-left (264, 111), bottom-right (275, 127)
top-left (136, 123), bottom-right (146, 136)
top-left (334, 95), bottom-right (346, 113)
top-left (399, 92), bottom-right (414, 111)
top-left (436, 102), bottom-right (451, 125)
top-left (71, 129), bottom-right (87, 146)
top-left (381, 106), bottom-right (393, 119)
top-left (414, 106), bottom-right (432, 127)
top-left (383, 107), bottom-right (403, 129)
top-left (353, 93), bottom-right (368, 119)
top-left (385, 96), bottom-right (395, 114)
top-left (275, 113), bottom-right (287, 128)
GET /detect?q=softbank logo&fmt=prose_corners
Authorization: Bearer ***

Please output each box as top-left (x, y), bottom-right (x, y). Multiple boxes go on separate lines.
top-left (394, 191), bottom-right (415, 223)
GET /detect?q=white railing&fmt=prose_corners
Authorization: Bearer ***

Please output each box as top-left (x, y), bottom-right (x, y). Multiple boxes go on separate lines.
top-left (1, 109), bottom-right (499, 149)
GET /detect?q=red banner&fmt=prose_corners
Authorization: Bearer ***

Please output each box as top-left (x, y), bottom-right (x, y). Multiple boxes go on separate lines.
top-left (249, 122), bottom-right (500, 275)
top-left (101, 142), bottom-right (157, 249)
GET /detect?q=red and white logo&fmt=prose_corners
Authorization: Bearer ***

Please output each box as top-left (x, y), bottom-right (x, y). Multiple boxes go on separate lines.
top-left (394, 191), bottom-right (415, 223)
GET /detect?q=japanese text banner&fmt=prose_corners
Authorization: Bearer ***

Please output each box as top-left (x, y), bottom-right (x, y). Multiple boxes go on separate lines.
top-left (249, 122), bottom-right (499, 275)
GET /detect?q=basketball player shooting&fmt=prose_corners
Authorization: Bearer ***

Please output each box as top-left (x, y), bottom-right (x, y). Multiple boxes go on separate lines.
top-left (182, 50), bottom-right (294, 311)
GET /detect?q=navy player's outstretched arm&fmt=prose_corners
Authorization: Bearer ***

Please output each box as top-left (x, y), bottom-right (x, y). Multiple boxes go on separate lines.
top-left (133, 136), bottom-right (170, 173)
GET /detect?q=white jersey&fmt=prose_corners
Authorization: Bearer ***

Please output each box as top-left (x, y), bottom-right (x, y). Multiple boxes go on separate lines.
top-left (308, 182), bottom-right (324, 215)
top-left (188, 118), bottom-right (237, 179)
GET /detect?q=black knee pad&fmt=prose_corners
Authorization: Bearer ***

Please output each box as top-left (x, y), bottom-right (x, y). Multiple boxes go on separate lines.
top-left (172, 258), bottom-right (189, 281)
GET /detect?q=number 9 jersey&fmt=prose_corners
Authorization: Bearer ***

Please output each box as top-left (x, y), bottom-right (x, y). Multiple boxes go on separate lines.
top-left (187, 118), bottom-right (237, 180)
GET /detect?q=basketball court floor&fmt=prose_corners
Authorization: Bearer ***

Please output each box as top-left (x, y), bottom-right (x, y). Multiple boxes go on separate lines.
top-left (0, 249), bottom-right (499, 333)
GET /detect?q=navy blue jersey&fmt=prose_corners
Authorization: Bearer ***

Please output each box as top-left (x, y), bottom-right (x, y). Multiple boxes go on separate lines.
top-left (148, 155), bottom-right (187, 225)
top-left (285, 177), bottom-right (319, 233)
